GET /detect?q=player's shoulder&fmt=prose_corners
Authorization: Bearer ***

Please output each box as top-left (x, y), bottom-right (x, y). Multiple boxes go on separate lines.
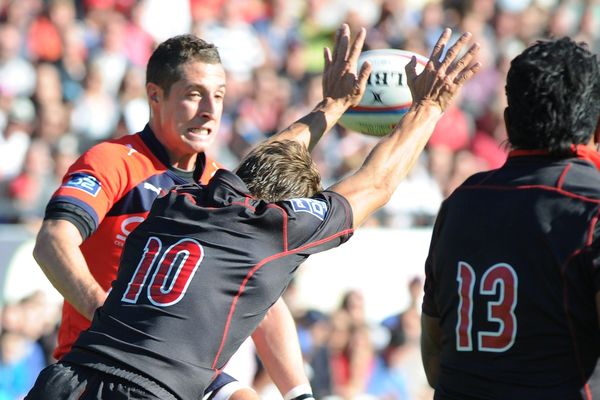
top-left (75, 133), bottom-right (153, 169)
top-left (459, 169), bottom-right (496, 187)
top-left (561, 159), bottom-right (600, 199)
top-left (83, 134), bottom-right (146, 159)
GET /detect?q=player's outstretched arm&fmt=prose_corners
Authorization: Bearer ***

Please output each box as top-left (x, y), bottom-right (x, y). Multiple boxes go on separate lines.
top-left (33, 219), bottom-right (107, 320)
top-left (329, 29), bottom-right (481, 227)
top-left (269, 23), bottom-right (371, 151)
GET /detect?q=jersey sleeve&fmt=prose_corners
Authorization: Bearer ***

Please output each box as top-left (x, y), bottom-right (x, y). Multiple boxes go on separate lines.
top-left (46, 142), bottom-right (128, 232)
top-left (276, 190), bottom-right (354, 256)
top-left (422, 201), bottom-right (448, 318)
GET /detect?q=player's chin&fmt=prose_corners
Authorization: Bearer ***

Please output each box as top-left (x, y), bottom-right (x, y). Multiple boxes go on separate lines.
top-left (183, 131), bottom-right (216, 151)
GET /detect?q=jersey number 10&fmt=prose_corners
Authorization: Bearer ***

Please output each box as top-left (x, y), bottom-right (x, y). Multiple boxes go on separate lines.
top-left (456, 261), bottom-right (518, 352)
top-left (121, 236), bottom-right (204, 307)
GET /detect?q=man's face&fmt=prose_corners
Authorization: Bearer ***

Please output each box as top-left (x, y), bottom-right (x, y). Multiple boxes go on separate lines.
top-left (152, 61), bottom-right (226, 162)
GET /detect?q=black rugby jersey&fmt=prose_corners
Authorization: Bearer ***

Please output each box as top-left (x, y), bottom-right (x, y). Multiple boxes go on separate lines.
top-left (423, 152), bottom-right (600, 400)
top-left (64, 169), bottom-right (353, 400)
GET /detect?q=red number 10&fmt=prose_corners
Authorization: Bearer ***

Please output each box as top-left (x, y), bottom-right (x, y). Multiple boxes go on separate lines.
top-left (121, 236), bottom-right (204, 307)
top-left (456, 262), bottom-right (518, 352)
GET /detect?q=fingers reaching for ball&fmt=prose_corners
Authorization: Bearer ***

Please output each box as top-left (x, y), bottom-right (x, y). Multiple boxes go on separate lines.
top-left (406, 29), bottom-right (481, 112)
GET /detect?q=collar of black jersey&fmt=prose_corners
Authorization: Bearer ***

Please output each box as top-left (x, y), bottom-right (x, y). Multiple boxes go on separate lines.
top-left (140, 124), bottom-right (207, 181)
top-left (508, 144), bottom-right (600, 170)
top-left (205, 169), bottom-right (252, 203)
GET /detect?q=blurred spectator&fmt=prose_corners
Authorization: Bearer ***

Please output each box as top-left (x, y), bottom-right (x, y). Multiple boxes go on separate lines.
top-left (254, 0), bottom-right (302, 71)
top-left (33, 62), bottom-right (63, 107)
top-left (0, 293), bottom-right (53, 400)
top-left (55, 23), bottom-right (88, 103)
top-left (7, 139), bottom-right (55, 223)
top-left (0, 23), bottom-right (36, 97)
top-left (34, 100), bottom-right (70, 147)
top-left (69, 62), bottom-right (119, 147)
top-left (118, 65), bottom-right (149, 133)
top-left (26, 3), bottom-right (63, 63)
top-left (235, 66), bottom-right (287, 146)
top-left (138, 0), bottom-right (192, 44)
top-left (382, 153), bottom-right (443, 228)
top-left (382, 276), bottom-right (432, 399)
top-left (89, 11), bottom-right (130, 96)
top-left (366, 323), bottom-right (410, 399)
top-left (121, 1), bottom-right (155, 68)
top-left (0, 97), bottom-right (35, 183)
top-left (196, 0), bottom-right (266, 84)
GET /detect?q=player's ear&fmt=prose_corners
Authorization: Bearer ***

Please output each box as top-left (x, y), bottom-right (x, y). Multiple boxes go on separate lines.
top-left (146, 83), bottom-right (161, 103)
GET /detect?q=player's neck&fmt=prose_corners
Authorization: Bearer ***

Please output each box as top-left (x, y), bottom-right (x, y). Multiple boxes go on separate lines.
top-left (170, 154), bottom-right (197, 172)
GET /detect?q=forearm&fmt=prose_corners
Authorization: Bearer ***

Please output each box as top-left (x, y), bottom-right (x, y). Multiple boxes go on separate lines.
top-left (366, 101), bottom-right (442, 186)
top-left (330, 101), bottom-right (443, 227)
top-left (421, 313), bottom-right (442, 388)
top-left (251, 298), bottom-right (310, 395)
top-left (33, 220), bottom-right (106, 320)
top-left (268, 98), bottom-right (348, 151)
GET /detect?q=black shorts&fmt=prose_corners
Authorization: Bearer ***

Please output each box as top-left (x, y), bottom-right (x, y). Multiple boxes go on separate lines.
top-left (26, 361), bottom-right (239, 400)
top-left (25, 361), bottom-right (165, 400)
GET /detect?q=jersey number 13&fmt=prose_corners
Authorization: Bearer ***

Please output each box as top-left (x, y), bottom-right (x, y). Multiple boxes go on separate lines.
top-left (456, 261), bottom-right (518, 352)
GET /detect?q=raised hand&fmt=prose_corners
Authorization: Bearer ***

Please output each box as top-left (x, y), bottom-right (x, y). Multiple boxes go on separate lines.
top-left (322, 24), bottom-right (372, 108)
top-left (405, 29), bottom-right (481, 112)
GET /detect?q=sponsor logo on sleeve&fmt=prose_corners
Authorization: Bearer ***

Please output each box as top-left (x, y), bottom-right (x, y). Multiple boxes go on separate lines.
top-left (289, 198), bottom-right (328, 221)
top-left (63, 173), bottom-right (102, 197)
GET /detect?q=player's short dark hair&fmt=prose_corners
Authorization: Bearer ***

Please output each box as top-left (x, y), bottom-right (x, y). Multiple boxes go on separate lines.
top-left (235, 140), bottom-right (322, 202)
top-left (146, 34), bottom-right (221, 97)
top-left (505, 37), bottom-right (600, 155)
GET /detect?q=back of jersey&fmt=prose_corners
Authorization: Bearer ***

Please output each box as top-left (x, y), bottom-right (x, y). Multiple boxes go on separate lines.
top-left (68, 171), bottom-right (353, 400)
top-left (424, 156), bottom-right (600, 400)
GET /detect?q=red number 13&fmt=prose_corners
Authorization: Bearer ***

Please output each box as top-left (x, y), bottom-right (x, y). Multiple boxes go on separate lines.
top-left (456, 262), bottom-right (518, 352)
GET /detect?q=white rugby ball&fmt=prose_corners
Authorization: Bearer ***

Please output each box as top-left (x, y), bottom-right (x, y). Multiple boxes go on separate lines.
top-left (338, 49), bottom-right (428, 137)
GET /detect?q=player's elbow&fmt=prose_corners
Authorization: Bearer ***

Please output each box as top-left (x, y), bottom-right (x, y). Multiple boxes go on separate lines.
top-left (32, 225), bottom-right (52, 266)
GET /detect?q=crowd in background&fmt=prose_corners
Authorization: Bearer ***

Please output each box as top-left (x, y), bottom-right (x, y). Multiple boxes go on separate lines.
top-left (0, 0), bottom-right (599, 398)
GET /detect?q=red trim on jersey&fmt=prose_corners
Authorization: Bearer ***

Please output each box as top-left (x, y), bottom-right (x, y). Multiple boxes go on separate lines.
top-left (179, 192), bottom-right (197, 205)
top-left (583, 383), bottom-right (592, 400)
top-left (586, 210), bottom-right (600, 246)
top-left (279, 204), bottom-right (289, 253)
top-left (460, 184), bottom-right (600, 204)
top-left (509, 145), bottom-right (600, 171)
top-left (556, 163), bottom-right (571, 190)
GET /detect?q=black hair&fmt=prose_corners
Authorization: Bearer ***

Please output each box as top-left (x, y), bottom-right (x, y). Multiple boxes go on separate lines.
top-left (505, 37), bottom-right (600, 155)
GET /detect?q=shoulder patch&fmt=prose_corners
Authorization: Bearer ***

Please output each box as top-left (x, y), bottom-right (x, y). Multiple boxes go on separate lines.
top-left (63, 173), bottom-right (102, 197)
top-left (289, 198), bottom-right (328, 221)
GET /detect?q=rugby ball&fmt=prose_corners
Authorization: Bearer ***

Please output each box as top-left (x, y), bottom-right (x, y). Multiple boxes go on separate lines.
top-left (338, 49), bottom-right (428, 137)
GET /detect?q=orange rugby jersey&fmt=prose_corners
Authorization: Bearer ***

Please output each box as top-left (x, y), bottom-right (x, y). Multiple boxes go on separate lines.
top-left (46, 125), bottom-right (221, 359)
